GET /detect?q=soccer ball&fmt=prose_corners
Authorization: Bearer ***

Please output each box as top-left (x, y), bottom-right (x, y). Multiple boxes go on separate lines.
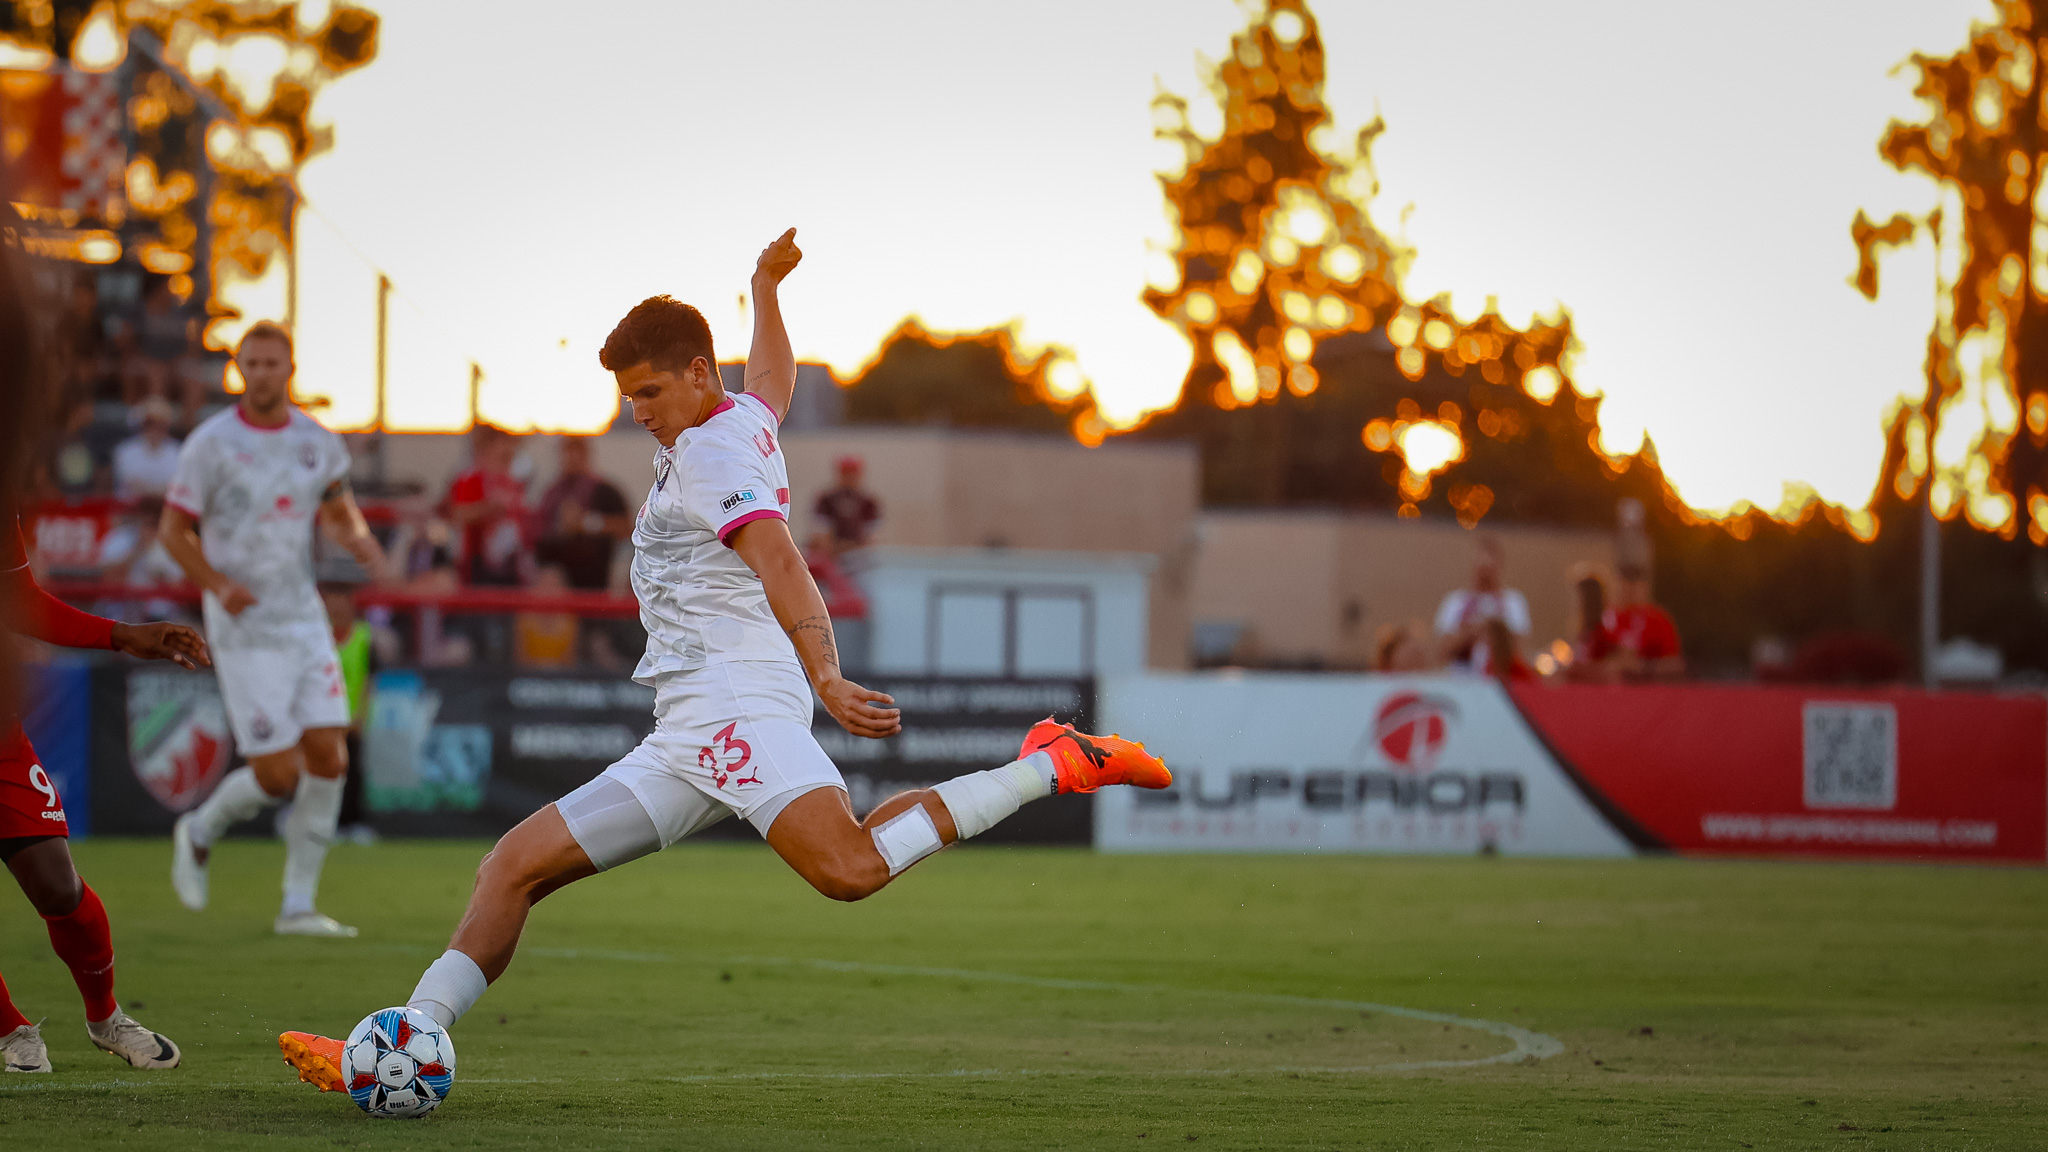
top-left (341, 1007), bottom-right (456, 1119)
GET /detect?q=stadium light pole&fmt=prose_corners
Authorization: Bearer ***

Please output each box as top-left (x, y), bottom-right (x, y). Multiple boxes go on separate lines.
top-left (1921, 494), bottom-right (1939, 689)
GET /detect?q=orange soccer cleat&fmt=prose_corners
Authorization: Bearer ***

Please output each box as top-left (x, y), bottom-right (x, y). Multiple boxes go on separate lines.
top-left (1019, 717), bottom-right (1171, 794)
top-left (279, 1030), bottom-right (346, 1092)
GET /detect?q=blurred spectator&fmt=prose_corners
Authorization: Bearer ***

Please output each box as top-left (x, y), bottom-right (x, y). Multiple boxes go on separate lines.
top-left (126, 276), bottom-right (205, 420)
top-left (1372, 621), bottom-right (1433, 672)
top-left (533, 437), bottom-right (630, 590)
top-left (90, 495), bottom-right (190, 624)
top-left (321, 582), bottom-right (378, 845)
top-left (58, 279), bottom-right (110, 399)
top-left (98, 495), bottom-right (182, 584)
top-left (112, 397), bottom-right (182, 499)
top-left (385, 494), bottom-right (457, 584)
top-left (803, 530), bottom-right (871, 620)
top-left (1564, 567), bottom-right (1615, 683)
top-left (1483, 618), bottom-right (1534, 681)
top-left (1761, 632), bottom-right (1903, 684)
top-left (447, 425), bottom-right (529, 587)
top-left (514, 565), bottom-right (579, 668)
top-left (1606, 564), bottom-right (1684, 681)
top-left (814, 455), bottom-right (879, 554)
top-left (50, 397), bottom-right (104, 495)
top-left (407, 563), bottom-right (474, 668)
top-left (1434, 535), bottom-right (1529, 675)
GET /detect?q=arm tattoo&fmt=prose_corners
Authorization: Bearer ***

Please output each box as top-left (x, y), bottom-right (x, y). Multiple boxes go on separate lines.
top-left (785, 614), bottom-right (840, 675)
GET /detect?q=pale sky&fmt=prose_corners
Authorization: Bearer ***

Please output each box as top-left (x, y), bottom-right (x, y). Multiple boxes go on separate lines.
top-left (289, 0), bottom-right (1987, 516)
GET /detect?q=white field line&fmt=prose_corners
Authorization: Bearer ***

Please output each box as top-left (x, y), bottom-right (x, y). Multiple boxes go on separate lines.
top-left (0, 952), bottom-right (1561, 1094)
top-left (525, 949), bottom-right (1560, 1072)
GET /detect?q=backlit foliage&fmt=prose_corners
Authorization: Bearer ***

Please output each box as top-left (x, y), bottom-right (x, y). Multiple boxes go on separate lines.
top-left (1855, 0), bottom-right (2048, 543)
top-left (1, 0), bottom-right (378, 349)
top-left (1121, 0), bottom-right (1650, 523)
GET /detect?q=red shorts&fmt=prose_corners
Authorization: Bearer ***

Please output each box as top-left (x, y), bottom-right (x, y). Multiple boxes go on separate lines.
top-left (0, 724), bottom-right (68, 839)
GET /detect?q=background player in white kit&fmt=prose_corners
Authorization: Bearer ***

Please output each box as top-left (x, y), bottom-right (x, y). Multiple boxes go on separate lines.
top-left (160, 322), bottom-right (387, 937)
top-left (277, 230), bottom-right (1171, 1091)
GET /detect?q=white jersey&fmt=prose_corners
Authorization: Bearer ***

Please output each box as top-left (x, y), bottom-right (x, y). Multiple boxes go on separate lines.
top-left (166, 406), bottom-right (350, 651)
top-left (630, 391), bottom-right (796, 684)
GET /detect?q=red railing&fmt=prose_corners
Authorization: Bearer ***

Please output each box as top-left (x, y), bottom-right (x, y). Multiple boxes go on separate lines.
top-left (42, 581), bottom-right (641, 617)
top-left (28, 496), bottom-right (871, 621)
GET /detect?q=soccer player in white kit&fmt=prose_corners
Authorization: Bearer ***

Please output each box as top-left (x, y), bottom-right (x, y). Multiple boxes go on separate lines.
top-left (160, 321), bottom-right (388, 937)
top-left (277, 230), bottom-right (1172, 1092)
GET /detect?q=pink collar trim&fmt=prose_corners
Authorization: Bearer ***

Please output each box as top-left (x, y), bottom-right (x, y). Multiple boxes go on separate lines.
top-left (705, 395), bottom-right (736, 420)
top-left (236, 404), bottom-right (291, 432)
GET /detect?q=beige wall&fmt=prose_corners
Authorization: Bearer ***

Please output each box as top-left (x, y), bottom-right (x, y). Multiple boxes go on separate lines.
top-left (1191, 511), bottom-right (1617, 668)
top-left (783, 429), bottom-right (1201, 670)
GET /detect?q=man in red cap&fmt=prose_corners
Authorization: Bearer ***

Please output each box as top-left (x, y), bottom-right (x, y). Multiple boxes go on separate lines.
top-left (812, 455), bottom-right (879, 555)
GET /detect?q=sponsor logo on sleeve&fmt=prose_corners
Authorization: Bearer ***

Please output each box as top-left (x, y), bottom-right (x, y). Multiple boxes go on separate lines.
top-left (719, 489), bottom-right (758, 513)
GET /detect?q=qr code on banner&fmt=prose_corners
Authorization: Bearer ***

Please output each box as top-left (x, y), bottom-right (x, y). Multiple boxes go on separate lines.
top-left (1802, 703), bottom-right (1897, 810)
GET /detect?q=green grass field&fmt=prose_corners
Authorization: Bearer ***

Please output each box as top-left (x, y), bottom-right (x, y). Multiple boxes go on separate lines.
top-left (0, 839), bottom-right (2042, 1150)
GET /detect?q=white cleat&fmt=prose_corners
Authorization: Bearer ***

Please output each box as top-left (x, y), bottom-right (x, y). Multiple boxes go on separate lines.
top-left (170, 814), bottom-right (208, 911)
top-left (88, 1011), bottom-right (181, 1069)
top-left (2, 1023), bottom-right (51, 1073)
top-left (274, 911), bottom-right (358, 938)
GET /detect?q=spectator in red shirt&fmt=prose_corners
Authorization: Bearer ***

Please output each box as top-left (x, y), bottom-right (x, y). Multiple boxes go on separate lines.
top-left (1606, 563), bottom-right (1683, 682)
top-left (446, 425), bottom-right (529, 587)
top-left (532, 438), bottom-right (630, 590)
top-left (813, 455), bottom-right (879, 555)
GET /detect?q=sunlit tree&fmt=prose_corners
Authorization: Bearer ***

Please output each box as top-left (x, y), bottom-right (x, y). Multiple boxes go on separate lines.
top-left (0, 0), bottom-right (378, 349)
top-left (1854, 0), bottom-right (2048, 543)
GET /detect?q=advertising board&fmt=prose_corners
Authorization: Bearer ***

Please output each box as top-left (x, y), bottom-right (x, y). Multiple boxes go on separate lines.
top-left (88, 665), bottom-right (237, 835)
top-left (1513, 683), bottom-right (2048, 864)
top-left (79, 665), bottom-right (1088, 840)
top-left (1096, 674), bottom-right (1640, 856)
top-left (361, 671), bottom-right (1092, 842)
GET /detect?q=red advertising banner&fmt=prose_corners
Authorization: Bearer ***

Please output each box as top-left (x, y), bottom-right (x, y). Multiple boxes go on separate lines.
top-left (1512, 683), bottom-right (2048, 864)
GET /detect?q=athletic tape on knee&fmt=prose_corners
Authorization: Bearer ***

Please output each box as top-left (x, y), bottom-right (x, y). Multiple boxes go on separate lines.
top-left (871, 804), bottom-right (944, 876)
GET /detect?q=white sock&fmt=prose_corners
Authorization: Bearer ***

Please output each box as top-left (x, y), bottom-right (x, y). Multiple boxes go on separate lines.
top-left (280, 773), bottom-right (344, 917)
top-left (187, 766), bottom-right (279, 847)
top-left (931, 752), bottom-right (1054, 841)
top-left (408, 950), bottom-right (488, 1029)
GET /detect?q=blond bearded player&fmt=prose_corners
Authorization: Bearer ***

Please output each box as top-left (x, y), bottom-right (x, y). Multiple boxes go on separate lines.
top-left (276, 229), bottom-right (1171, 1091)
top-left (161, 321), bottom-right (387, 937)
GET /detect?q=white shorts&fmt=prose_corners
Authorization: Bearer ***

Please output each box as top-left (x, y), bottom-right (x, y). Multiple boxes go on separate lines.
top-left (213, 637), bottom-right (350, 758)
top-left (557, 660), bottom-right (844, 870)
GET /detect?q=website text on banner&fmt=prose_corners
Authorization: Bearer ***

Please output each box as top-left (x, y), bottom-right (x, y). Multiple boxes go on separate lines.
top-left (1513, 684), bottom-right (2048, 864)
top-left (1095, 675), bottom-right (1640, 856)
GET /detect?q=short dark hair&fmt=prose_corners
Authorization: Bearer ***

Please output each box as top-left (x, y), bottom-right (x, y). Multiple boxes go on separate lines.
top-left (238, 320), bottom-right (293, 356)
top-left (600, 295), bottom-right (715, 374)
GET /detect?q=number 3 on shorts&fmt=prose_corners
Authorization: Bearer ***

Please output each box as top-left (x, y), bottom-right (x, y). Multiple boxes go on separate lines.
top-left (27, 763), bottom-right (58, 809)
top-left (698, 722), bottom-right (759, 789)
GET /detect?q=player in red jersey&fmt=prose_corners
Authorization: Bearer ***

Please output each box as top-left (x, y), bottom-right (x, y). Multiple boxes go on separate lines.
top-left (0, 512), bottom-right (208, 1073)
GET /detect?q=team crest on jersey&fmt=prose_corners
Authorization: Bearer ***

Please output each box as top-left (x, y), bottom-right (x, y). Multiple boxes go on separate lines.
top-left (298, 442), bottom-right (319, 469)
top-left (719, 489), bottom-right (758, 512)
top-left (655, 455), bottom-right (673, 494)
